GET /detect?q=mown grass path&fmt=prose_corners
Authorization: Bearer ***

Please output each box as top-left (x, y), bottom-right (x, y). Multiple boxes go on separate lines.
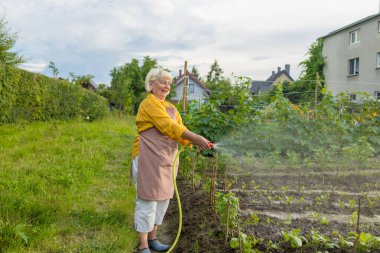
top-left (0, 116), bottom-right (137, 252)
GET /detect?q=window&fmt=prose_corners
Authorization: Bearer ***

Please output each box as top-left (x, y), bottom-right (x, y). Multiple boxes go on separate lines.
top-left (349, 30), bottom-right (359, 44)
top-left (374, 91), bottom-right (380, 100)
top-left (348, 58), bottom-right (359, 75)
top-left (188, 83), bottom-right (194, 93)
top-left (377, 52), bottom-right (380, 68)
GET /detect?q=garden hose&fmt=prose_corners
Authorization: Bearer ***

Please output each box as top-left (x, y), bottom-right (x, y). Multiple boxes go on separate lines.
top-left (166, 144), bottom-right (186, 253)
top-left (167, 142), bottom-right (214, 252)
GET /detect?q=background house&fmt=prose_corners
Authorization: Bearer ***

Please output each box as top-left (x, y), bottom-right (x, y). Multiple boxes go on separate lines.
top-left (81, 79), bottom-right (98, 92)
top-left (321, 12), bottom-right (380, 99)
top-left (170, 71), bottom-right (210, 104)
top-left (250, 64), bottom-right (294, 95)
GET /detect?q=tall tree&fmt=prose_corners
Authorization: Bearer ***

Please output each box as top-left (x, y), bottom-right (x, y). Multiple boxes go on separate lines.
top-left (206, 60), bottom-right (223, 83)
top-left (191, 65), bottom-right (201, 80)
top-left (297, 39), bottom-right (326, 102)
top-left (276, 39), bottom-right (326, 104)
top-left (48, 61), bottom-right (59, 77)
top-left (109, 56), bottom-right (158, 114)
top-left (0, 17), bottom-right (25, 66)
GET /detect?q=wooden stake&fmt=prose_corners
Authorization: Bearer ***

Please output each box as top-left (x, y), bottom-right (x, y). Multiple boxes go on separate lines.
top-left (192, 155), bottom-right (196, 191)
top-left (182, 61), bottom-right (188, 114)
top-left (357, 197), bottom-right (361, 234)
top-left (225, 198), bottom-right (231, 245)
top-left (238, 219), bottom-right (242, 253)
top-left (352, 197), bottom-right (362, 253)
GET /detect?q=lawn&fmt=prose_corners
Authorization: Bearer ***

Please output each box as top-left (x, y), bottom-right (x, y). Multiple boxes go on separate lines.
top-left (0, 116), bottom-right (138, 252)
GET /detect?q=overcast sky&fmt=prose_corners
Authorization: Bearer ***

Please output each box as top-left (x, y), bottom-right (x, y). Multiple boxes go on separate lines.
top-left (1, 0), bottom-right (379, 84)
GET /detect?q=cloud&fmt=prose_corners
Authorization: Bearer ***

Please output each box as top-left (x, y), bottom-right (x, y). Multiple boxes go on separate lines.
top-left (1, 0), bottom-right (379, 83)
top-left (19, 63), bottom-right (46, 73)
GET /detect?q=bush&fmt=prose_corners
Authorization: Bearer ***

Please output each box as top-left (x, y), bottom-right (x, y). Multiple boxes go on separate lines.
top-left (0, 64), bottom-right (108, 123)
top-left (80, 89), bottom-right (109, 121)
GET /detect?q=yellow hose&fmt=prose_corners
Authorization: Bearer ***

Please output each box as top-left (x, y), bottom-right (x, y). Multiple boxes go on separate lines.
top-left (166, 144), bottom-right (187, 253)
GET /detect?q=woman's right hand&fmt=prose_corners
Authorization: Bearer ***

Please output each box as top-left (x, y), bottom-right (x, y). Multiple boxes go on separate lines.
top-left (182, 130), bottom-right (212, 150)
top-left (193, 134), bottom-right (211, 150)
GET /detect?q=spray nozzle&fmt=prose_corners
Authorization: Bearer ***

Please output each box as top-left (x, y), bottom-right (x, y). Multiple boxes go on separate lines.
top-left (208, 142), bottom-right (214, 149)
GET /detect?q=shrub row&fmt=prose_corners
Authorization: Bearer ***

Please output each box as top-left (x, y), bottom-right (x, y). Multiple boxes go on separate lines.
top-left (0, 64), bottom-right (108, 123)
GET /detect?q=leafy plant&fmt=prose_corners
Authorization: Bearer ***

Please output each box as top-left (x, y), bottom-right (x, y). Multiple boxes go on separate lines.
top-left (215, 192), bottom-right (240, 237)
top-left (230, 232), bottom-right (262, 253)
top-left (282, 228), bottom-right (307, 249)
top-left (349, 210), bottom-right (358, 228)
top-left (308, 230), bottom-right (338, 249)
top-left (348, 199), bottom-right (356, 210)
top-left (332, 231), bottom-right (354, 249)
top-left (319, 217), bottom-right (330, 225)
top-left (245, 212), bottom-right (260, 226)
top-left (0, 18), bottom-right (26, 66)
top-left (283, 195), bottom-right (295, 205)
top-left (347, 231), bottom-right (380, 252)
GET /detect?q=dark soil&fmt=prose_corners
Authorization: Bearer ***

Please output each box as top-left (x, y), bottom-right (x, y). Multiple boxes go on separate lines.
top-left (163, 176), bottom-right (235, 253)
top-left (155, 167), bottom-right (380, 253)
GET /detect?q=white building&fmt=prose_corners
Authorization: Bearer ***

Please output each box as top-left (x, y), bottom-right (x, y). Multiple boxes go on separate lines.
top-left (320, 12), bottom-right (380, 99)
top-left (170, 72), bottom-right (210, 104)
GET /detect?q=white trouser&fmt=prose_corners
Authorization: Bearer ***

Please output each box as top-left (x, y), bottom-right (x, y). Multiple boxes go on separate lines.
top-left (132, 157), bottom-right (170, 233)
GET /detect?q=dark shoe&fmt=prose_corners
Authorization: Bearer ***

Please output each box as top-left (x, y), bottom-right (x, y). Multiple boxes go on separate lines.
top-left (139, 248), bottom-right (151, 253)
top-left (148, 239), bottom-right (171, 252)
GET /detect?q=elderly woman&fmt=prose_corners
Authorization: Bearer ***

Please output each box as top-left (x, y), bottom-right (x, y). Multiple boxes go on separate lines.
top-left (131, 68), bottom-right (211, 253)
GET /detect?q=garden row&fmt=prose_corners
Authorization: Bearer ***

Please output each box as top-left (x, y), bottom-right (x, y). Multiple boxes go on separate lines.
top-left (177, 80), bottom-right (380, 252)
top-left (176, 153), bottom-right (380, 253)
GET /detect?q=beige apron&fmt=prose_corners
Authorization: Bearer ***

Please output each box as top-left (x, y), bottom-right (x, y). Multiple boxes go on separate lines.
top-left (137, 107), bottom-right (179, 200)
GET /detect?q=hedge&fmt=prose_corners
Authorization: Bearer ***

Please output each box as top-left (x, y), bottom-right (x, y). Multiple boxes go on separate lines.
top-left (0, 64), bottom-right (108, 123)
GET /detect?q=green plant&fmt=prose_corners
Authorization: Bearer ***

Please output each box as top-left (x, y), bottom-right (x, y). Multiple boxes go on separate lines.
top-left (333, 231), bottom-right (354, 249)
top-left (284, 195), bottom-right (295, 205)
top-left (282, 228), bottom-right (307, 249)
top-left (230, 232), bottom-right (262, 253)
top-left (0, 17), bottom-right (26, 66)
top-left (249, 180), bottom-right (260, 190)
top-left (315, 194), bottom-right (329, 206)
top-left (338, 200), bottom-right (345, 209)
top-left (215, 192), bottom-right (240, 238)
top-left (308, 230), bottom-right (338, 250)
top-left (280, 185), bottom-right (289, 191)
top-left (319, 217), bottom-right (330, 225)
top-left (245, 212), bottom-right (260, 226)
top-left (283, 214), bottom-right (293, 226)
top-left (348, 199), bottom-right (356, 210)
top-left (347, 231), bottom-right (380, 252)
top-left (266, 240), bottom-right (279, 251)
top-left (349, 211), bottom-right (358, 228)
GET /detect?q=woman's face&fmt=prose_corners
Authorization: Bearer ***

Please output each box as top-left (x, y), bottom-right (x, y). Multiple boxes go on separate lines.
top-left (150, 76), bottom-right (171, 100)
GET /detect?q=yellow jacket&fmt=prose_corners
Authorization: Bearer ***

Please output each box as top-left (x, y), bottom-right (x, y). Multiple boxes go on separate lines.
top-left (132, 94), bottom-right (189, 159)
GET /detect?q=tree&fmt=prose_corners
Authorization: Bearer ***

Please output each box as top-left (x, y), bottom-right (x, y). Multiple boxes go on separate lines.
top-left (206, 60), bottom-right (223, 83)
top-left (275, 39), bottom-right (326, 104)
top-left (0, 17), bottom-right (26, 66)
top-left (48, 61), bottom-right (59, 77)
top-left (68, 72), bottom-right (95, 91)
top-left (299, 39), bottom-right (325, 83)
top-left (109, 56), bottom-right (158, 114)
top-left (191, 65), bottom-right (201, 80)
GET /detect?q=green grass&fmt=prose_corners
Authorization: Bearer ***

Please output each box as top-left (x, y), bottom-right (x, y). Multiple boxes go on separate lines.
top-left (0, 116), bottom-right (138, 252)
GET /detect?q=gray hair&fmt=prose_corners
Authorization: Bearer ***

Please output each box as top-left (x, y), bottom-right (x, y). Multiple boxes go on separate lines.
top-left (145, 68), bottom-right (173, 92)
